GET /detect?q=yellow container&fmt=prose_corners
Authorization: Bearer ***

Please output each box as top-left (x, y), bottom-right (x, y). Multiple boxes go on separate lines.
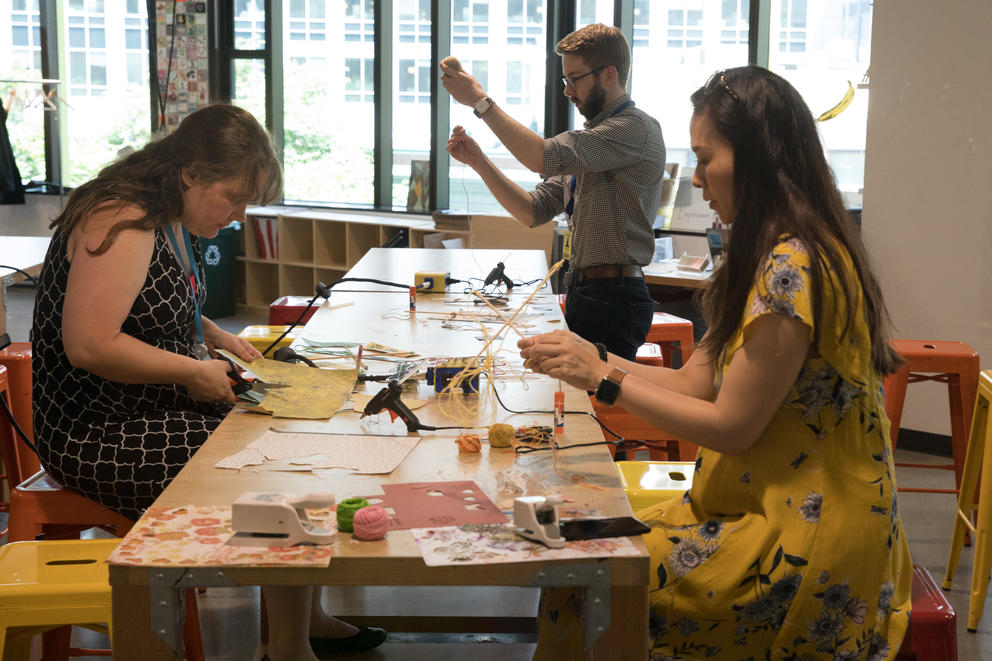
top-left (237, 325), bottom-right (299, 352)
top-left (615, 461), bottom-right (695, 511)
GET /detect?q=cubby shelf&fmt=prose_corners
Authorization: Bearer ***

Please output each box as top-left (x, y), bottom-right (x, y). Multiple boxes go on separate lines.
top-left (240, 207), bottom-right (469, 313)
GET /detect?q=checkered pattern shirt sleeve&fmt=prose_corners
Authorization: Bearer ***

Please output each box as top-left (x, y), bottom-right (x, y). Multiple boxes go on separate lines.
top-left (530, 95), bottom-right (665, 270)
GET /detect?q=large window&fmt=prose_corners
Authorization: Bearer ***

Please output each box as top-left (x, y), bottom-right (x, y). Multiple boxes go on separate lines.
top-left (1, 1), bottom-right (151, 190)
top-left (0, 1), bottom-right (873, 208)
top-left (448, 0), bottom-right (547, 214)
top-left (769, 0), bottom-right (872, 199)
top-left (631, 1), bottom-right (748, 170)
top-left (281, 0), bottom-right (376, 205)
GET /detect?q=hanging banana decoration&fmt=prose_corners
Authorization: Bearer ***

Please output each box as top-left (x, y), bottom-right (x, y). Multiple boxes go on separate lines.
top-left (816, 80), bottom-right (855, 122)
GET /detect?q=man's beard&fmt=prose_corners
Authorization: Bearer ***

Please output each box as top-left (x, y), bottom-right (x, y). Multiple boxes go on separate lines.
top-left (577, 81), bottom-right (607, 120)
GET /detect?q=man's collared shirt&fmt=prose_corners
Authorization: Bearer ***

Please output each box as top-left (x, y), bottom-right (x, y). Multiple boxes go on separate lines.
top-left (530, 94), bottom-right (666, 271)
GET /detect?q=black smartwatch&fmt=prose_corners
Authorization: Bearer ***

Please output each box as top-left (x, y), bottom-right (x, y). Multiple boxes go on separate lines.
top-left (594, 366), bottom-right (628, 406)
top-left (595, 342), bottom-right (608, 362)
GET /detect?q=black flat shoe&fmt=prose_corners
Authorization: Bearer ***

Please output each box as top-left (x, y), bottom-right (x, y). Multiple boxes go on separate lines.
top-left (310, 626), bottom-right (387, 654)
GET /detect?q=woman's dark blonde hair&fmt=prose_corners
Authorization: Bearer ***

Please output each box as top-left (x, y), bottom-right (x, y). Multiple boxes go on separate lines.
top-left (51, 104), bottom-right (282, 254)
top-left (692, 66), bottom-right (901, 376)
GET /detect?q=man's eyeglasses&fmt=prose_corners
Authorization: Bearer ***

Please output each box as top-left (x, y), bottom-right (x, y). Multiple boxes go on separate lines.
top-left (562, 66), bottom-right (607, 88)
top-left (706, 70), bottom-right (739, 101)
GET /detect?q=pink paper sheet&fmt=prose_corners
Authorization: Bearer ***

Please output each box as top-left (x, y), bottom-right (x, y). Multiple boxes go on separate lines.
top-left (368, 480), bottom-right (508, 529)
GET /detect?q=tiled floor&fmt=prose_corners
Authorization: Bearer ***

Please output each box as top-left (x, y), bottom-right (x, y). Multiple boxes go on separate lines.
top-left (3, 281), bottom-right (991, 659)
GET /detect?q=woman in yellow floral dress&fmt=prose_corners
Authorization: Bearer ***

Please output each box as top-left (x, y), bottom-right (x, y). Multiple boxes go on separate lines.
top-left (519, 65), bottom-right (912, 660)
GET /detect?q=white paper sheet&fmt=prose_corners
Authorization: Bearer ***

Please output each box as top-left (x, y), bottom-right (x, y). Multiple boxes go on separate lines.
top-left (215, 430), bottom-right (420, 474)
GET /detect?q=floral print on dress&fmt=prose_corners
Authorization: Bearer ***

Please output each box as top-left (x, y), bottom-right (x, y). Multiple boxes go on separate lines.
top-left (534, 236), bottom-right (912, 661)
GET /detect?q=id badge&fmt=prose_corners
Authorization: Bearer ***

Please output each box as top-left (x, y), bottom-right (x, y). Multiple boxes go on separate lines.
top-left (562, 229), bottom-right (572, 261)
top-left (192, 343), bottom-right (210, 360)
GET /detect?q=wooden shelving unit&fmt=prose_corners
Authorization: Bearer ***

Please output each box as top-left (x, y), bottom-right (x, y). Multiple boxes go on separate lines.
top-left (240, 207), bottom-right (470, 313)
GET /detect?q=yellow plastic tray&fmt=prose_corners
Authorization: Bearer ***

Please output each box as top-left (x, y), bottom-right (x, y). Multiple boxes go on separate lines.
top-left (237, 325), bottom-right (299, 352)
top-left (615, 460), bottom-right (695, 512)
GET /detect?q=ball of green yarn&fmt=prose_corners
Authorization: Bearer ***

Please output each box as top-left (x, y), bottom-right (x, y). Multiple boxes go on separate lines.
top-left (337, 497), bottom-right (370, 533)
top-left (488, 423), bottom-right (515, 448)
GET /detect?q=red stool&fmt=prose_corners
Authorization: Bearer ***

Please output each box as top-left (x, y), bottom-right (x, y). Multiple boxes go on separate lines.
top-left (0, 342), bottom-right (41, 482)
top-left (884, 340), bottom-right (980, 494)
top-left (0, 365), bottom-right (18, 533)
top-left (589, 346), bottom-right (700, 462)
top-left (645, 312), bottom-right (695, 368)
top-left (895, 565), bottom-right (957, 660)
top-left (635, 342), bottom-right (666, 367)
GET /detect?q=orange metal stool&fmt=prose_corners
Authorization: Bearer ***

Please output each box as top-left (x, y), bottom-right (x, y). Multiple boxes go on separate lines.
top-left (590, 347), bottom-right (699, 461)
top-left (895, 565), bottom-right (957, 660)
top-left (634, 342), bottom-right (666, 367)
top-left (0, 365), bottom-right (19, 532)
top-left (0, 342), bottom-right (40, 481)
top-left (645, 312), bottom-right (695, 368)
top-left (884, 339), bottom-right (980, 494)
top-left (9, 470), bottom-right (206, 660)
top-left (944, 370), bottom-right (992, 632)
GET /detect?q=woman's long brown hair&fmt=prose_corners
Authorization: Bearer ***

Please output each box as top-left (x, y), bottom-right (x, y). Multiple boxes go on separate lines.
top-left (51, 103), bottom-right (282, 254)
top-left (693, 66), bottom-right (901, 376)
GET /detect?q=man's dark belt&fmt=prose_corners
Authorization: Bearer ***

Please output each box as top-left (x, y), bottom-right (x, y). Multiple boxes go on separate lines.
top-left (567, 264), bottom-right (644, 286)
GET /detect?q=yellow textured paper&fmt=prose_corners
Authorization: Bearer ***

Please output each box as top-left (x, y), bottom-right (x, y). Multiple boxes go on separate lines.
top-left (220, 351), bottom-right (359, 419)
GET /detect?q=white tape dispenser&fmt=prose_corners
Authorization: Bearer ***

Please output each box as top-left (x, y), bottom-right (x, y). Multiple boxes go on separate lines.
top-left (230, 492), bottom-right (337, 547)
top-left (514, 495), bottom-right (565, 548)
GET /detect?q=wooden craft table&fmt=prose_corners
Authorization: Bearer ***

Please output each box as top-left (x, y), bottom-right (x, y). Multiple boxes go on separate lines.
top-left (643, 259), bottom-right (711, 289)
top-left (109, 248), bottom-right (649, 660)
top-left (0, 235), bottom-right (51, 336)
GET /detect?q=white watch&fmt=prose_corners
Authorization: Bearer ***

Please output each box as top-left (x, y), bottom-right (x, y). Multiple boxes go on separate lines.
top-left (473, 96), bottom-right (494, 118)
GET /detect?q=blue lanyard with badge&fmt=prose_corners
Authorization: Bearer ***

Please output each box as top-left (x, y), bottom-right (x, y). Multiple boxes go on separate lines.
top-left (166, 224), bottom-right (209, 360)
top-left (562, 99), bottom-right (634, 260)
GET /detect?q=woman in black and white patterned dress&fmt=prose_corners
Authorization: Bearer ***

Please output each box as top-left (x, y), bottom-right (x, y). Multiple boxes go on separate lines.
top-left (31, 104), bottom-right (385, 661)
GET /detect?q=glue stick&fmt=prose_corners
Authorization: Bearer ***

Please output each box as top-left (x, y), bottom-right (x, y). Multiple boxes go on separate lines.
top-left (554, 390), bottom-right (564, 441)
top-left (409, 285), bottom-right (416, 311)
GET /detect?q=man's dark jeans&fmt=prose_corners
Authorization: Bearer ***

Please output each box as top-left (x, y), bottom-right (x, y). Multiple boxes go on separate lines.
top-left (564, 277), bottom-right (654, 361)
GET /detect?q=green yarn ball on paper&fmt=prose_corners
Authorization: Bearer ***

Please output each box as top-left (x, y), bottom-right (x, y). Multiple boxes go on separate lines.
top-left (337, 497), bottom-right (370, 533)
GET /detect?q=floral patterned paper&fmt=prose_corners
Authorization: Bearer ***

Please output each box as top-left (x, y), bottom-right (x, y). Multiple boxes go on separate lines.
top-left (411, 522), bottom-right (640, 566)
top-left (107, 505), bottom-right (335, 567)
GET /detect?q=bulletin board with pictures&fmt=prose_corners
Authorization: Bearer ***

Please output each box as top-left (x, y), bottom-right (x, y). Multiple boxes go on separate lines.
top-left (156, 1), bottom-right (209, 130)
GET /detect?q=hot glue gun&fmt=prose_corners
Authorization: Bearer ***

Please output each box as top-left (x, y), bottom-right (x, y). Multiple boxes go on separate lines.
top-left (483, 262), bottom-right (514, 290)
top-left (362, 379), bottom-right (431, 432)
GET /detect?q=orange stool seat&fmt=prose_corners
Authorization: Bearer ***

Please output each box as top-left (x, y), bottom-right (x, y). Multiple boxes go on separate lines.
top-left (884, 339), bottom-right (980, 494)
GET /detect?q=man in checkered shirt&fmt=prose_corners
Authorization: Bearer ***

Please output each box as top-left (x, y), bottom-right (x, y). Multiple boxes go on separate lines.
top-left (442, 23), bottom-right (665, 361)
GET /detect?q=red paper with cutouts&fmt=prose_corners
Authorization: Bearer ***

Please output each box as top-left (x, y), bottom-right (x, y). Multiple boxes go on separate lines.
top-left (370, 481), bottom-right (508, 529)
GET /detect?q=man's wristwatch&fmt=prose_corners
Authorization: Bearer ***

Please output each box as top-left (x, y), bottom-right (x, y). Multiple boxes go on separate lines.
top-left (594, 366), bottom-right (628, 406)
top-left (473, 96), bottom-right (494, 118)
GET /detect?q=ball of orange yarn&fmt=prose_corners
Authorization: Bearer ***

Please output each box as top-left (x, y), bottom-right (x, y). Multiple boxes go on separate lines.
top-left (456, 433), bottom-right (482, 453)
top-left (352, 505), bottom-right (389, 541)
top-left (487, 423), bottom-right (515, 448)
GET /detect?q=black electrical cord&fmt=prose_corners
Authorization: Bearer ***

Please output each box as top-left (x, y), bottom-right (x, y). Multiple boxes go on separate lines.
top-left (0, 265), bottom-right (38, 286)
top-left (154, 0), bottom-right (179, 132)
top-left (0, 390), bottom-right (39, 458)
top-left (261, 276), bottom-right (434, 357)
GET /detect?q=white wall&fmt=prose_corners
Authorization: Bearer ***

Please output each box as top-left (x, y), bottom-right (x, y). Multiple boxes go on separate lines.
top-left (863, 0), bottom-right (992, 434)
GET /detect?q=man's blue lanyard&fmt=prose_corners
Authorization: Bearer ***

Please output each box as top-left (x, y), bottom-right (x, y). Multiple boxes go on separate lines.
top-left (166, 224), bottom-right (204, 346)
top-left (564, 99), bottom-right (635, 219)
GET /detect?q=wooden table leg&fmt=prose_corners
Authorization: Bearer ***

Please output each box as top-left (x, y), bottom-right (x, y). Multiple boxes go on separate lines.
top-left (112, 584), bottom-right (180, 660)
top-left (588, 584), bottom-right (649, 661)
